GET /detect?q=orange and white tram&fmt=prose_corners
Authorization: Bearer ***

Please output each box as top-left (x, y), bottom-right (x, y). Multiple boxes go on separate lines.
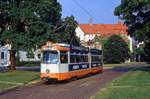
top-left (40, 42), bottom-right (103, 81)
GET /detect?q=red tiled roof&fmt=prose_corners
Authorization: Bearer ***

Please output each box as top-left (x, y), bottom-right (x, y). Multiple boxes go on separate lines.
top-left (79, 22), bottom-right (128, 37)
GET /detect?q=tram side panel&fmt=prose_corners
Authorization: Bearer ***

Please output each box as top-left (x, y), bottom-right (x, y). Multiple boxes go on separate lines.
top-left (68, 63), bottom-right (90, 78)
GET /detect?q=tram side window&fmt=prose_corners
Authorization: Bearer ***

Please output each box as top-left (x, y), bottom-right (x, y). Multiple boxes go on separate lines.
top-left (60, 52), bottom-right (68, 63)
top-left (70, 55), bottom-right (81, 63)
top-left (70, 55), bottom-right (88, 63)
top-left (80, 55), bottom-right (84, 62)
top-left (92, 56), bottom-right (95, 62)
top-left (81, 55), bottom-right (88, 62)
top-left (76, 55), bottom-right (81, 63)
top-left (92, 56), bottom-right (101, 62)
top-left (98, 56), bottom-right (101, 62)
top-left (85, 56), bottom-right (88, 62)
top-left (70, 55), bottom-right (76, 63)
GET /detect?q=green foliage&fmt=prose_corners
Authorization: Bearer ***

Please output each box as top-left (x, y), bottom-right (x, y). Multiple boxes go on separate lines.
top-left (0, 0), bottom-right (80, 50)
top-left (57, 16), bottom-right (80, 46)
top-left (104, 35), bottom-right (130, 64)
top-left (94, 35), bottom-right (101, 42)
top-left (135, 47), bottom-right (145, 55)
top-left (114, 0), bottom-right (150, 62)
top-left (0, 0), bottom-right (62, 51)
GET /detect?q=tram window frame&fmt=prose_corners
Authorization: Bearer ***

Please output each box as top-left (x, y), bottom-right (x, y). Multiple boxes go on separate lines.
top-left (60, 52), bottom-right (68, 63)
top-left (76, 55), bottom-right (80, 63)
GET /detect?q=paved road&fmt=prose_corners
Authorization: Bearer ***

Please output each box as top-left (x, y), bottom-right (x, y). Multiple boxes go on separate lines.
top-left (0, 66), bottom-right (131, 99)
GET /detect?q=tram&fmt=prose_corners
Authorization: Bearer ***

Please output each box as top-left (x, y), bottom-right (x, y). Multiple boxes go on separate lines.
top-left (40, 42), bottom-right (103, 81)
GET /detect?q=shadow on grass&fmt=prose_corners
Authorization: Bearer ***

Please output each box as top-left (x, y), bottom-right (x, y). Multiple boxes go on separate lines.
top-left (111, 65), bottom-right (150, 73)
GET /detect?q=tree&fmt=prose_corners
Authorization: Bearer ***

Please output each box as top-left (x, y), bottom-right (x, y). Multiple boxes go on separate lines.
top-left (144, 41), bottom-right (150, 63)
top-left (114, 0), bottom-right (150, 62)
top-left (57, 16), bottom-right (80, 46)
top-left (0, 0), bottom-right (62, 70)
top-left (104, 35), bottom-right (130, 64)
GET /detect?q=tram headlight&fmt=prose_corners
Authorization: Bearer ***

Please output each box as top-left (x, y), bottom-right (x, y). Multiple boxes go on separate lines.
top-left (46, 69), bottom-right (50, 73)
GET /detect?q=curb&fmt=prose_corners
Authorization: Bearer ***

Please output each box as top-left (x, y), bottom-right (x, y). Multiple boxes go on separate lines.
top-left (0, 85), bottom-right (22, 95)
top-left (25, 79), bottom-right (42, 86)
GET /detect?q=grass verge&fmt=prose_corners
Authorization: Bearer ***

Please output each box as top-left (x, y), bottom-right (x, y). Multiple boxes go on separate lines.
top-left (104, 62), bottom-right (147, 68)
top-left (92, 66), bottom-right (150, 99)
top-left (0, 70), bottom-right (39, 92)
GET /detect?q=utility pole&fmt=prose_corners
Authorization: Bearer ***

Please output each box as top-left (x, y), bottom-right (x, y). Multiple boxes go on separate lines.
top-left (88, 17), bottom-right (94, 48)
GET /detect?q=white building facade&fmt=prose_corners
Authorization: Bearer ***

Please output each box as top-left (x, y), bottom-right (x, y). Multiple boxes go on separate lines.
top-left (0, 45), bottom-right (11, 67)
top-left (0, 45), bottom-right (41, 67)
top-left (75, 23), bottom-right (133, 52)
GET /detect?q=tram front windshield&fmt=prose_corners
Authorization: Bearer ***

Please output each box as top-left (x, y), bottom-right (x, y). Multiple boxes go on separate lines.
top-left (42, 51), bottom-right (59, 64)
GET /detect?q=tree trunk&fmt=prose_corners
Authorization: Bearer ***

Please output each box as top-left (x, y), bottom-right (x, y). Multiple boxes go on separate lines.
top-left (10, 50), bottom-right (16, 70)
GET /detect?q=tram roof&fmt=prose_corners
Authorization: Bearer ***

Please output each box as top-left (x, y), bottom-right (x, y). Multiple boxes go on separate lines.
top-left (42, 42), bottom-right (102, 52)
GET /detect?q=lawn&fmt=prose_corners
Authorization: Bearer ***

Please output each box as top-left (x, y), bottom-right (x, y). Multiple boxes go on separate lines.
top-left (0, 70), bottom-right (39, 91)
top-left (92, 66), bottom-right (150, 99)
top-left (104, 62), bottom-right (147, 68)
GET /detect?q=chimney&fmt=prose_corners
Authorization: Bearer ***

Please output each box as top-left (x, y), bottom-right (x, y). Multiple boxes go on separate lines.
top-left (89, 18), bottom-right (93, 26)
top-left (117, 21), bottom-right (122, 24)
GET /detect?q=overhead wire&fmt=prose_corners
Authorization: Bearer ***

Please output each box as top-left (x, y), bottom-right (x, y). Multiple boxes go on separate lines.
top-left (73, 0), bottom-right (101, 23)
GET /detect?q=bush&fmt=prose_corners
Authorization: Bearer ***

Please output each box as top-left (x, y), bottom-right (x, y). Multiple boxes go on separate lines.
top-left (104, 35), bottom-right (130, 64)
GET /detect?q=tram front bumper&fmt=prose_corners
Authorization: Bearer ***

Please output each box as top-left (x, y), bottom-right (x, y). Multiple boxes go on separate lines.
top-left (40, 72), bottom-right (70, 81)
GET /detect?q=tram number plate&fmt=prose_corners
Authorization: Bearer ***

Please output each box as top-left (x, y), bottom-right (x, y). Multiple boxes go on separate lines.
top-left (82, 65), bottom-right (88, 68)
top-left (93, 64), bottom-right (97, 67)
top-left (73, 65), bottom-right (79, 70)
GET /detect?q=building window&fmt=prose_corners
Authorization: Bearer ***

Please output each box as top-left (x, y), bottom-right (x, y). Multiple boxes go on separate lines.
top-left (37, 54), bottom-right (41, 59)
top-left (1, 52), bottom-right (4, 59)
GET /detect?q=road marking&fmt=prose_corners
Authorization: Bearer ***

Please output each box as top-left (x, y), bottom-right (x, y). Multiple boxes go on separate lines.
top-left (80, 81), bottom-right (95, 87)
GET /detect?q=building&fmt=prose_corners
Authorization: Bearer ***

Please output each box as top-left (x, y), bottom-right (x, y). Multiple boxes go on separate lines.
top-left (0, 44), bottom-right (11, 67)
top-left (0, 44), bottom-right (41, 67)
top-left (76, 22), bottom-right (133, 52)
top-left (18, 49), bottom-right (41, 62)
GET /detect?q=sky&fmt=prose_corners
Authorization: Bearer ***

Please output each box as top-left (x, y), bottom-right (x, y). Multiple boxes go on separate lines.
top-left (58, 0), bottom-right (121, 24)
